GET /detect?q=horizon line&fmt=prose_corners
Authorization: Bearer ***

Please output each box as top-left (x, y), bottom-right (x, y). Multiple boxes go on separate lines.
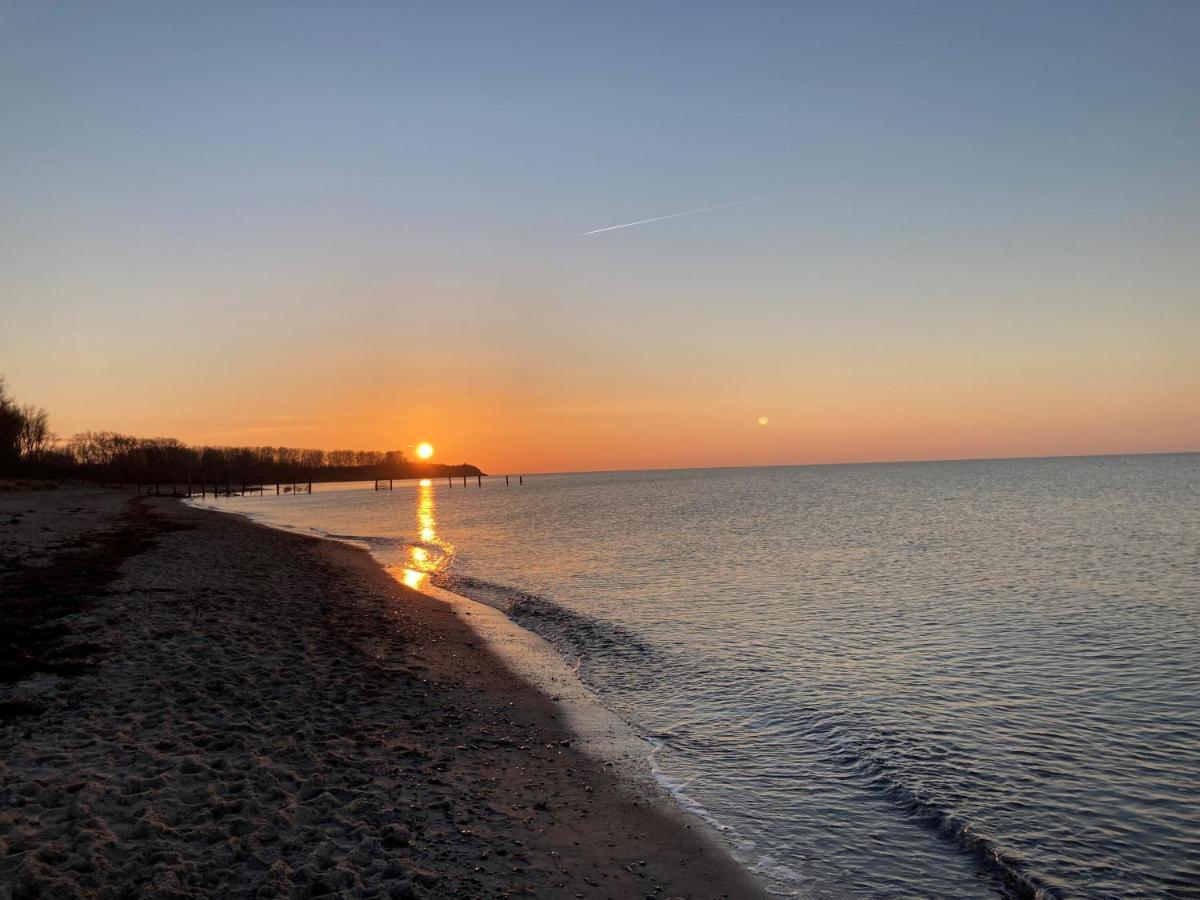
top-left (501, 448), bottom-right (1199, 479)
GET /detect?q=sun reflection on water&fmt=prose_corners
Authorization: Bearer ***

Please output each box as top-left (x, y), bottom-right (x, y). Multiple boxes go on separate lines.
top-left (400, 480), bottom-right (451, 589)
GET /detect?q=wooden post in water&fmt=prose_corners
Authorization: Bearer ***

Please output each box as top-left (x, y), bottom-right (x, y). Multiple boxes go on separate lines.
top-left (276, 483), bottom-right (279, 495)
top-left (448, 476), bottom-right (452, 488)
top-left (519, 475), bottom-right (523, 485)
top-left (462, 475), bottom-right (467, 488)
top-left (477, 474), bottom-right (481, 487)
top-left (389, 479), bottom-right (393, 490)
top-left (505, 475), bottom-right (509, 485)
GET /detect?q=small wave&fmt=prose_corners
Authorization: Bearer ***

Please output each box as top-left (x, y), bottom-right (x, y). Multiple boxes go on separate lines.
top-left (439, 574), bottom-right (664, 675)
top-left (645, 737), bottom-right (813, 897)
top-left (646, 737), bottom-right (752, 847)
top-left (883, 782), bottom-right (1057, 899)
top-left (322, 531), bottom-right (411, 551)
top-left (753, 856), bottom-right (805, 893)
top-left (830, 740), bottom-right (1062, 899)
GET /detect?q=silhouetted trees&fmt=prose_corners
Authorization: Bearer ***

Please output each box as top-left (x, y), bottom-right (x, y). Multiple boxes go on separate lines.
top-left (0, 376), bottom-right (482, 482)
top-left (58, 435), bottom-right (429, 484)
top-left (0, 377), bottom-right (52, 473)
top-left (0, 380), bottom-right (21, 471)
top-left (17, 405), bottom-right (53, 462)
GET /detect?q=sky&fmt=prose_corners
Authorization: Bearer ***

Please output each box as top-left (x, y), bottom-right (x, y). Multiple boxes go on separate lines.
top-left (2, 1), bottom-right (1198, 473)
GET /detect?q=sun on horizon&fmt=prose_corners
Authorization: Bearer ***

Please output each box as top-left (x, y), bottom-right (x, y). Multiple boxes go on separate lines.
top-left (415, 442), bottom-right (434, 460)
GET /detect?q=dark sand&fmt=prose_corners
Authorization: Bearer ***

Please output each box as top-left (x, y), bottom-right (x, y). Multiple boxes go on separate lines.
top-left (0, 487), bottom-right (764, 899)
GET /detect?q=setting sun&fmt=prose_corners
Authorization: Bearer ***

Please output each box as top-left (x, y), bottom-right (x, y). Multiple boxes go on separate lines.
top-left (415, 442), bottom-right (434, 460)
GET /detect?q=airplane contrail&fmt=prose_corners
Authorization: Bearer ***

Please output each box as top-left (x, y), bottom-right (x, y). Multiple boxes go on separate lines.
top-left (581, 198), bottom-right (756, 236)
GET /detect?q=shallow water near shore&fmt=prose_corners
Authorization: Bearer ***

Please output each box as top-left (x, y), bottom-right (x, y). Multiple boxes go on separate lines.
top-left (196, 454), bottom-right (1200, 897)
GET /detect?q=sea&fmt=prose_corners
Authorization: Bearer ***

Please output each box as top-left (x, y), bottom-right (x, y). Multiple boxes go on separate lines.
top-left (193, 454), bottom-right (1200, 898)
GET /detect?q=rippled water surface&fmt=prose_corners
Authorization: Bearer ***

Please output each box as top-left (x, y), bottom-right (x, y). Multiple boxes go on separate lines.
top-left (201, 455), bottom-right (1200, 897)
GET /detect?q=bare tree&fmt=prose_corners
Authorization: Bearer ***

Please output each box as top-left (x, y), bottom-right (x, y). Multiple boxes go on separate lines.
top-left (16, 404), bottom-right (52, 461)
top-left (0, 377), bottom-right (29, 470)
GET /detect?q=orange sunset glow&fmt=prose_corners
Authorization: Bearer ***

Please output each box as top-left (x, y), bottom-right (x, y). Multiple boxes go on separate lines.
top-left (0, 3), bottom-right (1195, 477)
top-left (14, 346), bottom-right (1193, 475)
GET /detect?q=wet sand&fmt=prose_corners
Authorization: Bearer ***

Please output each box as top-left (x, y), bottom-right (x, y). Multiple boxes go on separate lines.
top-left (0, 487), bottom-right (764, 899)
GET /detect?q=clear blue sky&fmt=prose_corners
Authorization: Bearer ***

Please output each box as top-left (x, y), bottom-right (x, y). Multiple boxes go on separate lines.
top-left (2, 1), bottom-right (1197, 470)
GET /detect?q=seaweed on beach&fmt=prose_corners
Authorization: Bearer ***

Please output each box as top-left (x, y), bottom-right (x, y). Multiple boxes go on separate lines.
top-left (0, 479), bottom-right (59, 493)
top-left (0, 497), bottom-right (186, 703)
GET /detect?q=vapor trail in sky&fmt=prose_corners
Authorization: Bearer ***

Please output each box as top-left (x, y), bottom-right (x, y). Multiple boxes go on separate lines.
top-left (581, 198), bottom-right (756, 235)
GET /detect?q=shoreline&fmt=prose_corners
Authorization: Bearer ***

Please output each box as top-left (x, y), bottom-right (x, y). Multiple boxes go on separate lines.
top-left (1, 486), bottom-right (766, 898)
top-left (195, 495), bottom-right (768, 892)
top-left (189, 498), bottom-right (666, 784)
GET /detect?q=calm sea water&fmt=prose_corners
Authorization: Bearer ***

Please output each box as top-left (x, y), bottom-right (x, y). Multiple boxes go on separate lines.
top-left (198, 455), bottom-right (1200, 897)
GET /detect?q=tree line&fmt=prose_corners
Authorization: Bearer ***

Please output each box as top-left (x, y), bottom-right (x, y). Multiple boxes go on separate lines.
top-left (0, 378), bottom-right (53, 470)
top-left (0, 377), bottom-right (481, 482)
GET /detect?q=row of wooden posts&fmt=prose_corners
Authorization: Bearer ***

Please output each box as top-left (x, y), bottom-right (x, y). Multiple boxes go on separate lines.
top-left (130, 479), bottom-right (313, 497)
top-left (373, 475), bottom-right (525, 490)
top-left (122, 475), bottom-right (526, 497)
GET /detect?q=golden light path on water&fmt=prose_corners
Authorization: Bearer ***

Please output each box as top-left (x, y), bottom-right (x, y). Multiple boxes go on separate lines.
top-left (400, 478), bottom-right (451, 589)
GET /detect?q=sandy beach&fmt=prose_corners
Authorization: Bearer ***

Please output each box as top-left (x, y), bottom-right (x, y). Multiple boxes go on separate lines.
top-left (0, 486), bottom-right (763, 899)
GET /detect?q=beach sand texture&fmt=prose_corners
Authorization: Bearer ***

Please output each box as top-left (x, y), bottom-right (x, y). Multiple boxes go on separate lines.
top-left (0, 487), bottom-right (763, 899)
